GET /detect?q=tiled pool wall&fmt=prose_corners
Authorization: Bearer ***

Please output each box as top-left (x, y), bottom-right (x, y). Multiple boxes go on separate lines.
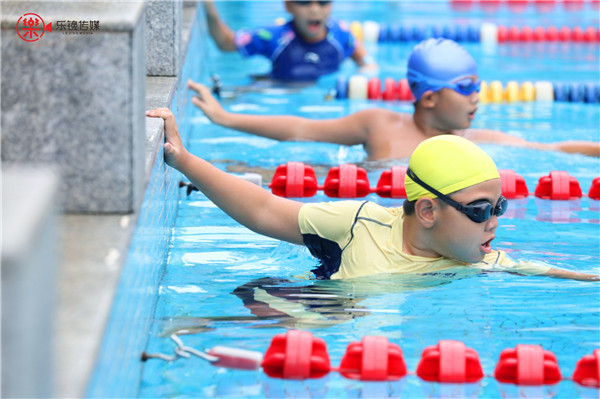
top-left (86, 6), bottom-right (210, 398)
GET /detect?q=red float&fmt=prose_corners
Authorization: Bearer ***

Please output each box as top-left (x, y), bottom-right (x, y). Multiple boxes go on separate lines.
top-left (450, 0), bottom-right (474, 11)
top-left (545, 26), bottom-right (559, 41)
top-left (397, 78), bottom-right (414, 101)
top-left (262, 330), bottom-right (331, 379)
top-left (534, 171), bottom-right (582, 200)
top-left (572, 26), bottom-right (585, 41)
top-left (507, 26), bottom-right (521, 41)
top-left (367, 77), bottom-right (381, 100)
top-left (499, 169), bottom-right (529, 199)
top-left (507, 0), bottom-right (529, 12)
top-left (563, 0), bottom-right (584, 11)
top-left (573, 349), bottom-right (600, 387)
top-left (558, 26), bottom-right (571, 41)
top-left (375, 166), bottom-right (407, 198)
top-left (583, 27), bottom-right (597, 42)
top-left (338, 336), bottom-right (408, 381)
top-left (494, 345), bottom-right (562, 385)
top-left (269, 162), bottom-right (318, 198)
top-left (534, 0), bottom-right (557, 6)
top-left (323, 164), bottom-right (371, 198)
top-left (497, 25), bottom-right (508, 42)
top-left (533, 26), bottom-right (546, 41)
top-left (481, 0), bottom-right (502, 12)
top-left (588, 177), bottom-right (600, 200)
top-left (520, 26), bottom-right (534, 41)
top-left (416, 340), bottom-right (484, 383)
top-left (381, 78), bottom-right (396, 101)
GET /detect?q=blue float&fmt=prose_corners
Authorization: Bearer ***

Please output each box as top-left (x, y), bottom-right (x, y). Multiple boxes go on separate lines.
top-left (467, 25), bottom-right (480, 42)
top-left (454, 25), bottom-right (468, 42)
top-left (583, 83), bottom-right (598, 103)
top-left (412, 26), bottom-right (425, 41)
top-left (553, 83), bottom-right (568, 102)
top-left (335, 76), bottom-right (348, 99)
top-left (432, 25), bottom-right (444, 39)
top-left (442, 25), bottom-right (456, 41)
top-left (390, 25), bottom-right (403, 42)
top-left (569, 83), bottom-right (584, 102)
top-left (378, 23), bottom-right (389, 42)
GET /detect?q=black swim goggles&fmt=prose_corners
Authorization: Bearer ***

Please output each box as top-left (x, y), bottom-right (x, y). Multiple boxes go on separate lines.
top-left (291, 0), bottom-right (332, 6)
top-left (407, 168), bottom-right (508, 223)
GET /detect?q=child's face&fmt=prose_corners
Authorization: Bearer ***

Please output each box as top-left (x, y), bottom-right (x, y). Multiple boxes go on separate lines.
top-left (284, 1), bottom-right (333, 42)
top-left (431, 178), bottom-right (503, 264)
top-left (432, 76), bottom-right (480, 130)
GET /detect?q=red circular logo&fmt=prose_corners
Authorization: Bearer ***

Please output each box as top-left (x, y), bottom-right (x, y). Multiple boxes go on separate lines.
top-left (17, 13), bottom-right (46, 42)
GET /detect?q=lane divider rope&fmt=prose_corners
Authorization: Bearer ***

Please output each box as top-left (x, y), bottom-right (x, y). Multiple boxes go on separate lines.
top-left (333, 76), bottom-right (600, 103)
top-left (267, 162), bottom-right (600, 200)
top-left (142, 330), bottom-right (600, 388)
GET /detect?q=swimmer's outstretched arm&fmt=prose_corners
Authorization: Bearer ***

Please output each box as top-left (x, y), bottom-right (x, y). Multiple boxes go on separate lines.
top-left (465, 128), bottom-right (600, 157)
top-left (543, 268), bottom-right (599, 281)
top-left (146, 108), bottom-right (304, 245)
top-left (188, 80), bottom-right (371, 146)
top-left (204, 0), bottom-right (237, 52)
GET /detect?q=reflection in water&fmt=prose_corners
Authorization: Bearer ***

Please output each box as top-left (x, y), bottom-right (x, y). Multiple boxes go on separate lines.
top-left (161, 271), bottom-right (478, 335)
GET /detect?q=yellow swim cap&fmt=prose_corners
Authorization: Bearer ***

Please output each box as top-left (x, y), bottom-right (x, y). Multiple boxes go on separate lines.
top-left (405, 135), bottom-right (499, 201)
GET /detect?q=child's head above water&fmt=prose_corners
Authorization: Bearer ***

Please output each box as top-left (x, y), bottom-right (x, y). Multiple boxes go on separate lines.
top-left (405, 134), bottom-right (500, 202)
top-left (284, 0), bottom-right (333, 42)
top-left (404, 135), bottom-right (506, 263)
top-left (407, 38), bottom-right (480, 101)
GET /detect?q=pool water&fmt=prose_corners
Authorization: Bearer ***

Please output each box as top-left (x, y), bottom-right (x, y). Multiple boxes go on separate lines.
top-left (138, 2), bottom-right (599, 398)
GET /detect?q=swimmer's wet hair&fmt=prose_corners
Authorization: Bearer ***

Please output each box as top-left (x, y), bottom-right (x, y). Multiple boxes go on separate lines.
top-left (403, 199), bottom-right (416, 215)
top-left (403, 197), bottom-right (447, 216)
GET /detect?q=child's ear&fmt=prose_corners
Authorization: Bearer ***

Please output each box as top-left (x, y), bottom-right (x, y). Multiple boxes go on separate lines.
top-left (284, 1), bottom-right (294, 13)
top-left (414, 197), bottom-right (436, 228)
top-left (419, 90), bottom-right (438, 109)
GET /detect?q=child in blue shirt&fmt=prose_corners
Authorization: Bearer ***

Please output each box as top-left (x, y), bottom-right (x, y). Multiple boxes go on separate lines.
top-left (204, 0), bottom-right (377, 81)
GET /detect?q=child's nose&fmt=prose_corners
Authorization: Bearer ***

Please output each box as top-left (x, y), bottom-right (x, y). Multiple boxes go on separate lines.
top-left (470, 90), bottom-right (479, 104)
top-left (485, 215), bottom-right (498, 232)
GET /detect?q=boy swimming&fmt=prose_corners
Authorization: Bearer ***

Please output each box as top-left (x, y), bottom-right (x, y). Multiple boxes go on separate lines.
top-left (204, 0), bottom-right (377, 81)
top-left (146, 107), bottom-right (598, 282)
top-left (188, 38), bottom-right (599, 159)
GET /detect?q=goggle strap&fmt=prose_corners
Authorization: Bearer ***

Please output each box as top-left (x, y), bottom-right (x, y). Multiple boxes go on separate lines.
top-left (406, 168), bottom-right (467, 213)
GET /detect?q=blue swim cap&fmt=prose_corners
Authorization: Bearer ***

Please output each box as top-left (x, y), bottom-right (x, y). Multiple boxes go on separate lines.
top-left (407, 38), bottom-right (477, 100)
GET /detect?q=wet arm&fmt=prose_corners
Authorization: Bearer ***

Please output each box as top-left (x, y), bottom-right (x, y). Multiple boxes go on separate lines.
top-left (466, 129), bottom-right (600, 157)
top-left (189, 80), bottom-right (372, 146)
top-left (146, 108), bottom-right (304, 245)
top-left (204, 0), bottom-right (237, 51)
top-left (217, 112), bottom-right (371, 145)
top-left (543, 268), bottom-right (600, 281)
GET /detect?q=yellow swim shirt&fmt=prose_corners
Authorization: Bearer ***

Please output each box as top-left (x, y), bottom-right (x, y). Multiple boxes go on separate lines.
top-left (298, 200), bottom-right (550, 280)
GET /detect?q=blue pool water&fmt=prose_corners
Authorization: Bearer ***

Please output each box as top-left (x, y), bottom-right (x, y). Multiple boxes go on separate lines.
top-left (93, 2), bottom-right (600, 398)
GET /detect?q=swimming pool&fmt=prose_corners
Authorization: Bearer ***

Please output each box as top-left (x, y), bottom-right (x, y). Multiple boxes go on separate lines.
top-left (90, 2), bottom-right (599, 398)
